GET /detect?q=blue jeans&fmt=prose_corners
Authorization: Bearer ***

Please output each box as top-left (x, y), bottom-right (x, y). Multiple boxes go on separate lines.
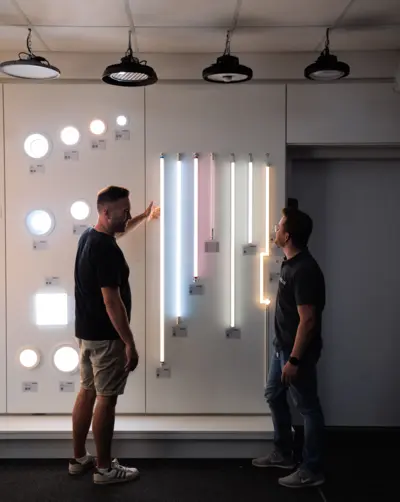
top-left (265, 350), bottom-right (325, 474)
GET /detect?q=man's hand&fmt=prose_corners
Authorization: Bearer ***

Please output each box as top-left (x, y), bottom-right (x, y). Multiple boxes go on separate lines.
top-left (124, 344), bottom-right (139, 373)
top-left (144, 201), bottom-right (160, 221)
top-left (281, 361), bottom-right (298, 385)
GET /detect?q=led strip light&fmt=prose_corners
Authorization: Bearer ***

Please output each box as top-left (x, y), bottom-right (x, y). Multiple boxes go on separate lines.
top-left (248, 154), bottom-right (253, 244)
top-left (230, 153), bottom-right (236, 327)
top-left (260, 154), bottom-right (271, 306)
top-left (159, 154), bottom-right (165, 363)
top-left (176, 153), bottom-right (182, 322)
top-left (193, 153), bottom-right (199, 280)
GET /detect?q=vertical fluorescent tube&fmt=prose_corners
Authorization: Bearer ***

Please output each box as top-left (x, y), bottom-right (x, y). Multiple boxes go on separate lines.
top-left (265, 157), bottom-right (270, 255)
top-left (210, 153), bottom-right (215, 239)
top-left (159, 154), bottom-right (165, 363)
top-left (230, 154), bottom-right (235, 327)
top-left (176, 154), bottom-right (182, 321)
top-left (193, 154), bottom-right (199, 279)
top-left (248, 154), bottom-right (253, 244)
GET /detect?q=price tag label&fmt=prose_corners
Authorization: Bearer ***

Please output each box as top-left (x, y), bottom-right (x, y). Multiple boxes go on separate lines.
top-left (91, 139), bottom-right (106, 150)
top-left (29, 164), bottom-right (45, 174)
top-left (59, 381), bottom-right (75, 392)
top-left (115, 129), bottom-right (130, 141)
top-left (64, 150), bottom-right (79, 161)
top-left (33, 240), bottom-right (48, 250)
top-left (73, 224), bottom-right (88, 236)
top-left (22, 382), bottom-right (38, 392)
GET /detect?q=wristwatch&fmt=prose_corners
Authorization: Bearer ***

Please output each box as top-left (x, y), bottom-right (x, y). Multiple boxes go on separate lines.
top-left (289, 356), bottom-right (300, 366)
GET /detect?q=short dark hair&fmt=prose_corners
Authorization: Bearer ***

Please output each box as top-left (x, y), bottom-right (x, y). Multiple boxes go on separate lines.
top-left (282, 207), bottom-right (313, 250)
top-left (97, 186), bottom-right (129, 209)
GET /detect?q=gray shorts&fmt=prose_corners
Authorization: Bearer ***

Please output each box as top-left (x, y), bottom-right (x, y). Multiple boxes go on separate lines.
top-left (78, 338), bottom-right (128, 396)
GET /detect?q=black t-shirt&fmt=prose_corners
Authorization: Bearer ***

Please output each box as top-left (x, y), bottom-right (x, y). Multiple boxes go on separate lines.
top-left (274, 249), bottom-right (325, 356)
top-left (74, 227), bottom-right (131, 341)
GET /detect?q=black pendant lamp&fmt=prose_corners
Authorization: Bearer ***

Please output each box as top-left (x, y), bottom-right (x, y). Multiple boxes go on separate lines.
top-left (305, 28), bottom-right (350, 81)
top-left (0, 28), bottom-right (60, 80)
top-left (102, 30), bottom-right (157, 87)
top-left (202, 30), bottom-right (253, 84)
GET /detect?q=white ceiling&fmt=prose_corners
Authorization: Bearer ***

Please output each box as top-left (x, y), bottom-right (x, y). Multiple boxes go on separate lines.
top-left (0, 0), bottom-right (399, 54)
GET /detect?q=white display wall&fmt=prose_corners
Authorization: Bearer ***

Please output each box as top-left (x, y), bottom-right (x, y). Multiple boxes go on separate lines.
top-left (145, 84), bottom-right (286, 413)
top-left (0, 88), bottom-right (6, 413)
top-left (0, 82), bottom-right (286, 415)
top-left (4, 84), bottom-right (146, 413)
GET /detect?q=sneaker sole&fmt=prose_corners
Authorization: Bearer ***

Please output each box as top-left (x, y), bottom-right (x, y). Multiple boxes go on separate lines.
top-left (68, 463), bottom-right (95, 476)
top-left (252, 460), bottom-right (295, 470)
top-left (278, 478), bottom-right (325, 488)
top-left (93, 474), bottom-right (139, 485)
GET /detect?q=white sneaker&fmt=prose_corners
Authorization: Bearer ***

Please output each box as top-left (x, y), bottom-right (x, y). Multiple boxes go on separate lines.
top-left (93, 458), bottom-right (140, 485)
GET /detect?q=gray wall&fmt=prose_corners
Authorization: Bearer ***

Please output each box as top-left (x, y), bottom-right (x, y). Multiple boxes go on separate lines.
top-left (289, 154), bottom-right (400, 427)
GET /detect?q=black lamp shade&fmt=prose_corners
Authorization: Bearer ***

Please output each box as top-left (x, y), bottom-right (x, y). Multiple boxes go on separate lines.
top-left (305, 53), bottom-right (350, 81)
top-left (102, 56), bottom-right (158, 87)
top-left (203, 55), bottom-right (253, 83)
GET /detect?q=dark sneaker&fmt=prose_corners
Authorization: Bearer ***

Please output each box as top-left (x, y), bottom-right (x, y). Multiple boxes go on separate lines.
top-left (278, 468), bottom-right (325, 488)
top-left (68, 454), bottom-right (96, 475)
top-left (252, 450), bottom-right (296, 470)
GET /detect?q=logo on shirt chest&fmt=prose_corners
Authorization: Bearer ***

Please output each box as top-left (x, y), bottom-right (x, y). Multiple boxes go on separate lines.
top-left (279, 276), bottom-right (286, 286)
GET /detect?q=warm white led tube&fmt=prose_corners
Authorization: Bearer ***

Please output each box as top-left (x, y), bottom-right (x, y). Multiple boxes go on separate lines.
top-left (193, 154), bottom-right (199, 279)
top-left (260, 155), bottom-right (271, 306)
top-left (248, 154), bottom-right (253, 244)
top-left (176, 154), bottom-right (182, 320)
top-left (230, 154), bottom-right (236, 327)
top-left (159, 154), bottom-right (165, 363)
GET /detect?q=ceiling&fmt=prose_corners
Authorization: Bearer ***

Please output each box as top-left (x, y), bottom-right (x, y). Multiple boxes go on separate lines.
top-left (0, 0), bottom-right (399, 54)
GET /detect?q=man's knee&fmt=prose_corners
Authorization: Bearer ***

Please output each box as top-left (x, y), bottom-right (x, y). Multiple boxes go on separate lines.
top-left (78, 387), bottom-right (96, 402)
top-left (96, 395), bottom-right (118, 408)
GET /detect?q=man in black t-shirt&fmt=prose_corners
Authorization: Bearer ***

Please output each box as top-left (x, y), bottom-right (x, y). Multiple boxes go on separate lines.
top-left (253, 207), bottom-right (326, 489)
top-left (69, 186), bottom-right (159, 485)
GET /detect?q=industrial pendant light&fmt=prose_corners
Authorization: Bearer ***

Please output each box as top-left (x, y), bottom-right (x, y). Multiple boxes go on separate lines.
top-left (0, 28), bottom-right (60, 80)
top-left (202, 30), bottom-right (253, 84)
top-left (304, 28), bottom-right (350, 81)
top-left (102, 30), bottom-right (157, 87)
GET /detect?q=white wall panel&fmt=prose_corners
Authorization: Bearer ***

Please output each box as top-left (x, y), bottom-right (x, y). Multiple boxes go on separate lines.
top-left (287, 83), bottom-right (400, 145)
top-left (0, 86), bottom-right (6, 413)
top-left (145, 84), bottom-right (286, 413)
top-left (4, 84), bottom-right (145, 413)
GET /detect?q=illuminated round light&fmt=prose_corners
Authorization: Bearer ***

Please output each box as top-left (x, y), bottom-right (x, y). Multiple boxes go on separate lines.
top-left (26, 209), bottom-right (55, 236)
top-left (19, 348), bottom-right (40, 369)
top-left (90, 119), bottom-right (106, 135)
top-left (116, 115), bottom-right (127, 127)
top-left (60, 126), bottom-right (80, 146)
top-left (70, 200), bottom-right (90, 221)
top-left (24, 134), bottom-right (50, 159)
top-left (53, 346), bottom-right (79, 373)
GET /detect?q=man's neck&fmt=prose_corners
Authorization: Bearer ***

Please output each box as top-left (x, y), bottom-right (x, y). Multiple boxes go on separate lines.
top-left (283, 246), bottom-right (303, 260)
top-left (94, 222), bottom-right (114, 237)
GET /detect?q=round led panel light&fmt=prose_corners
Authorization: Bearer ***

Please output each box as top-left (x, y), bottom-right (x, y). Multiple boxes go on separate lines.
top-left (26, 209), bottom-right (55, 236)
top-left (70, 200), bottom-right (90, 221)
top-left (53, 345), bottom-right (79, 373)
top-left (90, 119), bottom-right (106, 135)
top-left (60, 126), bottom-right (80, 146)
top-left (24, 133), bottom-right (50, 159)
top-left (116, 115), bottom-right (128, 127)
top-left (19, 348), bottom-right (40, 369)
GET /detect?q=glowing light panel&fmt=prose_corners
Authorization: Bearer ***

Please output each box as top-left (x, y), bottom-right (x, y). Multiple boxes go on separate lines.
top-left (176, 154), bottom-right (182, 319)
top-left (193, 154), bottom-right (199, 279)
top-left (60, 126), bottom-right (80, 146)
top-left (259, 156), bottom-right (271, 305)
top-left (116, 115), bottom-right (128, 126)
top-left (24, 134), bottom-right (50, 159)
top-left (35, 293), bottom-right (68, 326)
top-left (230, 156), bottom-right (236, 327)
top-left (160, 155), bottom-right (165, 363)
top-left (70, 200), bottom-right (90, 221)
top-left (26, 209), bottom-right (55, 236)
top-left (19, 348), bottom-right (40, 369)
top-left (53, 346), bottom-right (79, 373)
top-left (248, 156), bottom-right (253, 244)
top-left (90, 119), bottom-right (106, 135)
top-left (210, 153), bottom-right (216, 239)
